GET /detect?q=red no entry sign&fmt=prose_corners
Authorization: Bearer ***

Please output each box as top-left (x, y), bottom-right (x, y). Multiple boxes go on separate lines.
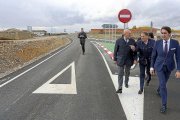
top-left (118, 9), bottom-right (132, 23)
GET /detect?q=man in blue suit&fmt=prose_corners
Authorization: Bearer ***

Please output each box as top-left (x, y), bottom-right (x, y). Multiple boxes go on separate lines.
top-left (150, 26), bottom-right (180, 113)
top-left (136, 32), bottom-right (155, 94)
top-left (114, 29), bottom-right (137, 93)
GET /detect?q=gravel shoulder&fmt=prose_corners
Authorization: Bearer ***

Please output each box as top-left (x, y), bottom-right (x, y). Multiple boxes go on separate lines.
top-left (0, 35), bottom-right (71, 79)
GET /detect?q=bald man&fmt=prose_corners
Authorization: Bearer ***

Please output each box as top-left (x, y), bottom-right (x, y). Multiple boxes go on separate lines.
top-left (114, 29), bottom-right (137, 93)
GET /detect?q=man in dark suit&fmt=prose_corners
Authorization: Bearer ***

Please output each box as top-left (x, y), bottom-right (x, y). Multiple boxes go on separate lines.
top-left (136, 32), bottom-right (155, 94)
top-left (78, 28), bottom-right (87, 55)
top-left (114, 29), bottom-right (137, 93)
top-left (150, 26), bottom-right (180, 113)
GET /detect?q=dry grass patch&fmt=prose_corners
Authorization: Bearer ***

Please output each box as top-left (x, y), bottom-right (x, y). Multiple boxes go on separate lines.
top-left (0, 36), bottom-right (70, 78)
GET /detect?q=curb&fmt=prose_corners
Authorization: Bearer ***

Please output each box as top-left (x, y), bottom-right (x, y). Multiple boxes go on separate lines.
top-left (96, 42), bottom-right (114, 60)
top-left (96, 42), bottom-right (136, 70)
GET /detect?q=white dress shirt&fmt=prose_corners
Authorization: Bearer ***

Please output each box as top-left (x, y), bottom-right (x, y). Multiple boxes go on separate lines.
top-left (163, 39), bottom-right (170, 52)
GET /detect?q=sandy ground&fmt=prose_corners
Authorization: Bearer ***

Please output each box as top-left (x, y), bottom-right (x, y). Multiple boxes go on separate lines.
top-left (0, 36), bottom-right (71, 79)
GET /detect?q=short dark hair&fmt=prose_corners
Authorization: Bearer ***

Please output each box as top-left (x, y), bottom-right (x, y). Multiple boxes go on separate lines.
top-left (148, 32), bottom-right (154, 39)
top-left (141, 32), bottom-right (149, 36)
top-left (161, 26), bottom-right (171, 34)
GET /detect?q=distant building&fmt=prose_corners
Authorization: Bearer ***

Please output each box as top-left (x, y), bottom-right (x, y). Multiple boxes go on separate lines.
top-left (32, 30), bottom-right (47, 36)
top-left (90, 27), bottom-right (158, 35)
top-left (90, 27), bottom-right (159, 40)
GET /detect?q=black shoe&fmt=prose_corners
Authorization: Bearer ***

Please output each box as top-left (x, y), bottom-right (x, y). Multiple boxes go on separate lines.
top-left (146, 82), bottom-right (149, 86)
top-left (125, 84), bottom-right (129, 88)
top-left (160, 105), bottom-right (167, 113)
top-left (116, 89), bottom-right (122, 93)
top-left (138, 90), bottom-right (143, 94)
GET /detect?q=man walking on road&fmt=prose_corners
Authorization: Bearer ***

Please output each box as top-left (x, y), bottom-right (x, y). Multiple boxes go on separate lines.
top-left (78, 28), bottom-right (87, 55)
top-left (114, 29), bottom-right (137, 93)
top-left (150, 26), bottom-right (180, 113)
top-left (136, 32), bottom-right (155, 94)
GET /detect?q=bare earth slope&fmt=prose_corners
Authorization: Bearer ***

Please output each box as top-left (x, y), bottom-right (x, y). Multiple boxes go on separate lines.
top-left (0, 36), bottom-right (71, 78)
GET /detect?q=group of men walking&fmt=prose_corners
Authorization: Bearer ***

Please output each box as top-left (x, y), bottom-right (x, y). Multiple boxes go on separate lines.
top-left (77, 26), bottom-right (180, 113)
top-left (114, 26), bottom-right (180, 113)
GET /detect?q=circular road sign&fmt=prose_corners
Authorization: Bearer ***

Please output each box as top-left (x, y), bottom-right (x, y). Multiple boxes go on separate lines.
top-left (118, 9), bottom-right (132, 23)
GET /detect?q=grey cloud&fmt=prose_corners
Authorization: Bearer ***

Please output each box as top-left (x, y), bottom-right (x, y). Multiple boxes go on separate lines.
top-left (46, 8), bottom-right (86, 26)
top-left (0, 0), bottom-right (86, 27)
top-left (127, 0), bottom-right (180, 28)
top-left (0, 0), bottom-right (180, 29)
top-left (92, 16), bottom-right (118, 23)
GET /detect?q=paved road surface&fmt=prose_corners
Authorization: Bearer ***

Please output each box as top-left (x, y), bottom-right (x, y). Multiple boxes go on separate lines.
top-left (0, 35), bottom-right (180, 120)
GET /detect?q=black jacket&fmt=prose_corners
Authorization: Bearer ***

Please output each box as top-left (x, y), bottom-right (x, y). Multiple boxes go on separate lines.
top-left (78, 32), bottom-right (87, 45)
top-left (78, 32), bottom-right (87, 39)
top-left (136, 39), bottom-right (155, 65)
top-left (114, 37), bottom-right (137, 66)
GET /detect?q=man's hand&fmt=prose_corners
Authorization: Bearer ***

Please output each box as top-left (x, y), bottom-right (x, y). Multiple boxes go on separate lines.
top-left (133, 60), bottom-right (137, 64)
top-left (150, 69), bottom-right (155, 75)
top-left (175, 71), bottom-right (180, 78)
top-left (129, 45), bottom-right (136, 51)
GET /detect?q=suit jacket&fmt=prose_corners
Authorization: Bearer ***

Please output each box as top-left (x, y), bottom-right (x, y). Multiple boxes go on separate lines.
top-left (136, 39), bottom-right (155, 65)
top-left (78, 32), bottom-right (87, 39)
top-left (151, 39), bottom-right (180, 72)
top-left (114, 37), bottom-right (137, 66)
top-left (78, 32), bottom-right (87, 45)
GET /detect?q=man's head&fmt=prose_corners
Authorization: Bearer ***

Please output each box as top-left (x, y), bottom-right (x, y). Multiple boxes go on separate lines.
top-left (81, 28), bottom-right (84, 32)
top-left (161, 26), bottom-right (171, 40)
top-left (141, 32), bottom-right (149, 42)
top-left (123, 29), bottom-right (131, 39)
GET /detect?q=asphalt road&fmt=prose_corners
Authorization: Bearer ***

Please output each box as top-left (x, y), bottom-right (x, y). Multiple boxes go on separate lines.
top-left (0, 35), bottom-right (180, 120)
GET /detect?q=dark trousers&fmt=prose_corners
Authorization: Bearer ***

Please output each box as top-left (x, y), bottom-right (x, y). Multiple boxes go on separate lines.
top-left (80, 39), bottom-right (85, 53)
top-left (118, 65), bottom-right (131, 89)
top-left (156, 66), bottom-right (171, 106)
top-left (81, 43), bottom-right (85, 53)
top-left (139, 63), bottom-right (151, 90)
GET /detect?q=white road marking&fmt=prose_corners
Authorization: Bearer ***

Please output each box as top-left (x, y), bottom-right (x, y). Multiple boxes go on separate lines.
top-left (107, 51), bottom-right (112, 54)
top-left (92, 42), bottom-right (143, 120)
top-left (112, 75), bottom-right (144, 120)
top-left (33, 62), bottom-right (77, 94)
top-left (0, 39), bottom-right (73, 88)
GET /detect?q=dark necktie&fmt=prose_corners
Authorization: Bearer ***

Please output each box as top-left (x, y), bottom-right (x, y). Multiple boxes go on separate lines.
top-left (164, 41), bottom-right (168, 56)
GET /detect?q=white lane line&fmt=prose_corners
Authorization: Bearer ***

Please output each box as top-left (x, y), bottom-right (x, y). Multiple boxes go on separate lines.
top-left (33, 62), bottom-right (77, 94)
top-left (0, 39), bottom-right (73, 88)
top-left (107, 51), bottom-right (112, 54)
top-left (92, 42), bottom-right (143, 120)
top-left (112, 75), bottom-right (144, 120)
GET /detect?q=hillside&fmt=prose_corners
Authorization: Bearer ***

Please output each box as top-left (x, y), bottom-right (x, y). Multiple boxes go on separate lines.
top-left (0, 36), bottom-right (71, 79)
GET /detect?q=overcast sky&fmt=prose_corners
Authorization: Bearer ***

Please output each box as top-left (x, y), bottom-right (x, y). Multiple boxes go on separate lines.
top-left (0, 0), bottom-right (180, 32)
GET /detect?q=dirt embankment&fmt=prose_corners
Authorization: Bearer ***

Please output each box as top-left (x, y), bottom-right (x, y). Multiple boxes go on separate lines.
top-left (0, 36), bottom-right (71, 78)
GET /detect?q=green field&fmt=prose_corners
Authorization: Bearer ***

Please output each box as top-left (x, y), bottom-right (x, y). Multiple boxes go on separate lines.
top-left (99, 42), bottom-right (115, 52)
